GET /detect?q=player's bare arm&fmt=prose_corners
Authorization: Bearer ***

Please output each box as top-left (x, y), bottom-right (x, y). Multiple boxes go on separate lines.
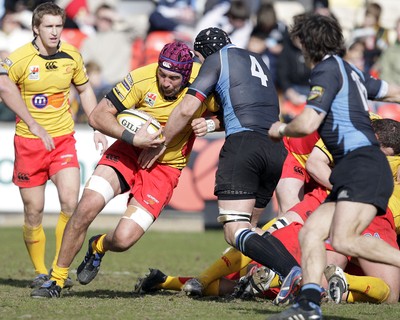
top-left (89, 97), bottom-right (164, 149)
top-left (269, 107), bottom-right (324, 141)
top-left (138, 94), bottom-right (202, 169)
top-left (306, 145), bottom-right (333, 190)
top-left (380, 83), bottom-right (400, 103)
top-left (0, 75), bottom-right (54, 150)
top-left (76, 81), bottom-right (109, 153)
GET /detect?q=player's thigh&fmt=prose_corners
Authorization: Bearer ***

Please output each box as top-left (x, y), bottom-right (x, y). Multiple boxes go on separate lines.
top-left (300, 202), bottom-right (335, 241)
top-left (331, 201), bottom-right (377, 240)
top-left (51, 167), bottom-right (80, 207)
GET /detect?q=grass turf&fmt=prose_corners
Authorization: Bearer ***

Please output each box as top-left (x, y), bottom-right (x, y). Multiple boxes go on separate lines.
top-left (0, 227), bottom-right (399, 319)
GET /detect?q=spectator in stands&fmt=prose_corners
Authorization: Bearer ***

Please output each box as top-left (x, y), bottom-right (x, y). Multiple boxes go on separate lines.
top-left (313, 0), bottom-right (334, 18)
top-left (344, 40), bottom-right (366, 72)
top-left (147, 0), bottom-right (197, 41)
top-left (350, 2), bottom-right (389, 73)
top-left (0, 11), bottom-right (31, 55)
top-left (376, 17), bottom-right (400, 85)
top-left (277, 31), bottom-right (311, 121)
top-left (247, 2), bottom-right (288, 86)
top-left (80, 3), bottom-right (132, 86)
top-left (196, 0), bottom-right (253, 49)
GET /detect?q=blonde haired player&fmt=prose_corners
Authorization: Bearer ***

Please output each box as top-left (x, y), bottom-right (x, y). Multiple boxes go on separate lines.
top-left (2, 2), bottom-right (107, 289)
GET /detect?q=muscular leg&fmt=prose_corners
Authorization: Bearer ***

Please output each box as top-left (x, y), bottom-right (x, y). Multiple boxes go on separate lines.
top-left (20, 185), bottom-right (47, 275)
top-left (102, 197), bottom-right (151, 252)
top-left (331, 201), bottom-right (400, 267)
top-left (221, 199), bottom-right (299, 277)
top-left (50, 167), bottom-right (80, 268)
top-left (299, 202), bottom-right (335, 286)
top-left (52, 165), bottom-right (121, 286)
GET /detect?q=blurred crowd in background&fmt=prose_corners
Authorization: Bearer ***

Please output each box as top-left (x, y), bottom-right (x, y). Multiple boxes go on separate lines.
top-left (0, 0), bottom-right (399, 123)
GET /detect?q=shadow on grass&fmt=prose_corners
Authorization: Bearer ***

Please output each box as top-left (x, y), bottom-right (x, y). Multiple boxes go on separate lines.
top-left (0, 277), bottom-right (30, 288)
top-left (259, 307), bottom-right (359, 320)
top-left (64, 289), bottom-right (178, 299)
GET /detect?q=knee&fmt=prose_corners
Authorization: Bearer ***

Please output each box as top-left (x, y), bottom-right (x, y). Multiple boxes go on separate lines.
top-left (330, 236), bottom-right (353, 256)
top-left (111, 232), bottom-right (136, 252)
top-left (223, 222), bottom-right (248, 247)
top-left (298, 224), bottom-right (316, 245)
top-left (385, 289), bottom-right (399, 304)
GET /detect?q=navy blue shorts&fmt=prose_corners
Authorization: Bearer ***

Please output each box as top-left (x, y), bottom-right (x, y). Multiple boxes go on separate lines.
top-left (326, 146), bottom-right (393, 214)
top-left (214, 131), bottom-right (287, 208)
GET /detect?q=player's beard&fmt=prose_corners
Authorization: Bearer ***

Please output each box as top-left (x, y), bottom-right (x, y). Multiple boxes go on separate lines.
top-left (160, 84), bottom-right (182, 100)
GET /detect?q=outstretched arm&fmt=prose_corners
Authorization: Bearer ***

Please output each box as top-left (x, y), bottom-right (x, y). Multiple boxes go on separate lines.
top-left (139, 94), bottom-right (202, 168)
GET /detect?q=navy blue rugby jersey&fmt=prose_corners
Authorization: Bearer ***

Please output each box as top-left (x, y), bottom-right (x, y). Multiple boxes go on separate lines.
top-left (305, 55), bottom-right (388, 163)
top-left (187, 44), bottom-right (280, 137)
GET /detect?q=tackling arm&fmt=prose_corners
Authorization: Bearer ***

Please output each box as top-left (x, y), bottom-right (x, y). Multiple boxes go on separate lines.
top-left (305, 145), bottom-right (333, 190)
top-left (138, 94), bottom-right (202, 168)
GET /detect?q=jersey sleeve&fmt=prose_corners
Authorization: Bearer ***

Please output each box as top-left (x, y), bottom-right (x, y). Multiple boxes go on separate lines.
top-left (2, 54), bottom-right (21, 83)
top-left (187, 54), bottom-right (220, 101)
top-left (68, 47), bottom-right (90, 86)
top-left (314, 138), bottom-right (334, 165)
top-left (106, 70), bottom-right (143, 113)
top-left (364, 74), bottom-right (386, 99)
top-left (305, 61), bottom-right (341, 114)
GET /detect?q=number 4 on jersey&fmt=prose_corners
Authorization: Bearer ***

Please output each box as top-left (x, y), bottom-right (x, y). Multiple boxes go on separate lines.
top-left (250, 55), bottom-right (268, 87)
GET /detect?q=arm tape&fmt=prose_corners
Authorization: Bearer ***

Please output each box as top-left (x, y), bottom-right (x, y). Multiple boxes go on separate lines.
top-left (206, 119), bottom-right (216, 133)
top-left (121, 129), bottom-right (135, 145)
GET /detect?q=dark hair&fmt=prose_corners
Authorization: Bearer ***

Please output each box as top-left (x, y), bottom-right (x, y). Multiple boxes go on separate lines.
top-left (226, 0), bottom-right (250, 20)
top-left (365, 2), bottom-right (382, 20)
top-left (194, 27), bottom-right (231, 58)
top-left (372, 118), bottom-right (400, 155)
top-left (290, 13), bottom-right (345, 64)
top-left (32, 2), bottom-right (65, 34)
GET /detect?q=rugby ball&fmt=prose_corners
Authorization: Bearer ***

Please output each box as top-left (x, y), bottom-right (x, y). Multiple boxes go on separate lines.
top-left (117, 109), bottom-right (162, 136)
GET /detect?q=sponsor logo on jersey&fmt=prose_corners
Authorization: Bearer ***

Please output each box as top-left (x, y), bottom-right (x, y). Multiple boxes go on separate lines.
top-left (32, 94), bottom-right (48, 108)
top-left (45, 61), bottom-right (58, 70)
top-left (145, 92), bottom-right (157, 107)
top-left (307, 86), bottom-right (324, 102)
top-left (126, 74), bottom-right (134, 85)
top-left (122, 79), bottom-right (131, 91)
top-left (32, 92), bottom-right (65, 109)
top-left (29, 66), bottom-right (40, 80)
top-left (3, 58), bottom-right (12, 67)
